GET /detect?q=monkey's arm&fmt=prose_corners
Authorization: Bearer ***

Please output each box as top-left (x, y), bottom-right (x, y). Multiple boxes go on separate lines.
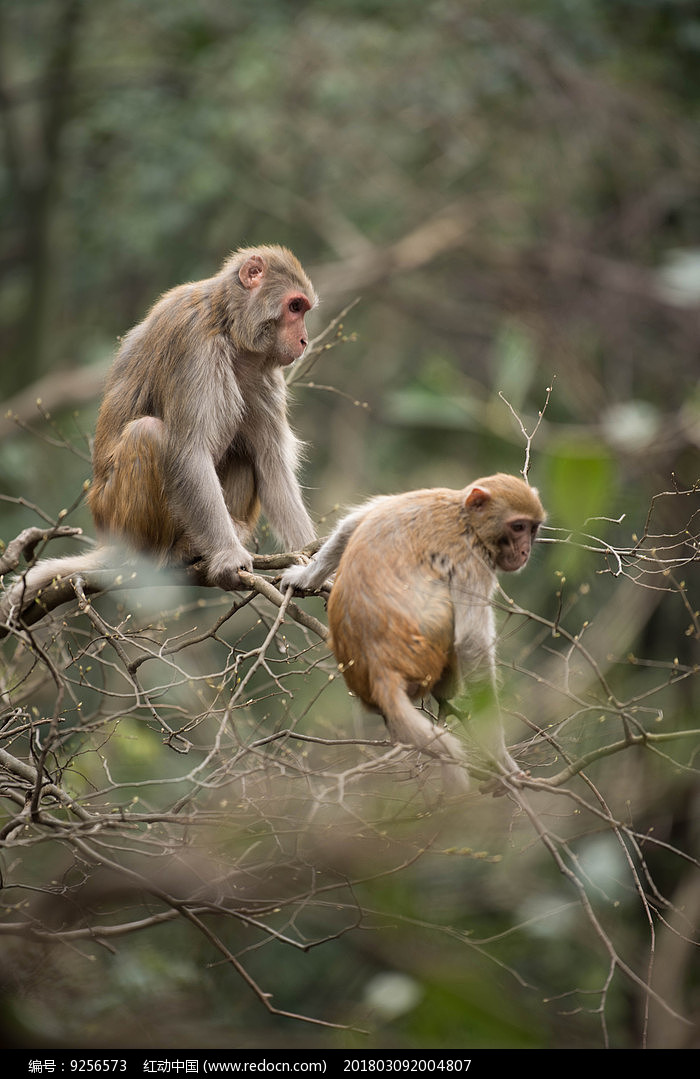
top-left (255, 433), bottom-right (316, 551)
top-left (169, 437), bottom-right (254, 586)
top-left (439, 588), bottom-right (521, 778)
top-left (279, 504), bottom-right (371, 591)
top-left (154, 344), bottom-right (259, 586)
top-left (250, 405), bottom-right (314, 552)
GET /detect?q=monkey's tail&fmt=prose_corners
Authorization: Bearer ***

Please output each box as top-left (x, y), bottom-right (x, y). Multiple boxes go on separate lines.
top-left (0, 547), bottom-right (112, 631)
top-left (372, 675), bottom-right (470, 794)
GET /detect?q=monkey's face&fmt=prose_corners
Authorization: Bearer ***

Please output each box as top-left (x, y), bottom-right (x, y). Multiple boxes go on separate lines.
top-left (235, 250), bottom-right (317, 363)
top-left (496, 517), bottom-right (541, 572)
top-left (272, 292), bottom-right (313, 364)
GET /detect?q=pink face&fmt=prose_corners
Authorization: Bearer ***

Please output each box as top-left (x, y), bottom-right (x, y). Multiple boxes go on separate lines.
top-left (497, 517), bottom-right (541, 572)
top-left (276, 291), bottom-right (312, 363)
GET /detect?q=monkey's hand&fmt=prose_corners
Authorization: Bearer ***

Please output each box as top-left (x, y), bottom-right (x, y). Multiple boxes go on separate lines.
top-left (279, 561), bottom-right (317, 593)
top-left (205, 545), bottom-right (254, 590)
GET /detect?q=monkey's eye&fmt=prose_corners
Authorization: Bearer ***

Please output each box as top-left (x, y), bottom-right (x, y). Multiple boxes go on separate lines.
top-left (288, 298), bottom-right (304, 314)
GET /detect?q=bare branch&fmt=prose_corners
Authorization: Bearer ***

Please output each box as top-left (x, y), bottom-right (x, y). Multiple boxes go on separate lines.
top-left (0, 524), bottom-right (85, 574)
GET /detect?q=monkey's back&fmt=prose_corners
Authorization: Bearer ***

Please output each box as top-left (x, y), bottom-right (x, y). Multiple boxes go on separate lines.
top-left (327, 489), bottom-right (465, 709)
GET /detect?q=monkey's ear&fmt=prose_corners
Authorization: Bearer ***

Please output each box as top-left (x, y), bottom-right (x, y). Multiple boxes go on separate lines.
top-left (238, 255), bottom-right (267, 290)
top-left (464, 484), bottom-right (492, 509)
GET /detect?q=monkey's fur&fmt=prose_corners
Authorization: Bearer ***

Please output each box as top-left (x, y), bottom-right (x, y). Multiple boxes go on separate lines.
top-left (2, 246), bottom-right (318, 625)
top-left (282, 474), bottom-right (545, 791)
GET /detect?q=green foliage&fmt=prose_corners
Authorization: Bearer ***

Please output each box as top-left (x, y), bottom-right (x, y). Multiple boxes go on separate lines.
top-left (545, 445), bottom-right (617, 573)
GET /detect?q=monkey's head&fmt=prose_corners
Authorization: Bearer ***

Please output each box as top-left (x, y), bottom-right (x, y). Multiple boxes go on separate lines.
top-left (227, 246), bottom-right (318, 364)
top-left (463, 473), bottom-right (545, 573)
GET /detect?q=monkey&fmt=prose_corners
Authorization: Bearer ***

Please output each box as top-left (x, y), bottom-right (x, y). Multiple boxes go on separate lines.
top-left (2, 245), bottom-right (319, 623)
top-left (281, 473), bottom-right (545, 792)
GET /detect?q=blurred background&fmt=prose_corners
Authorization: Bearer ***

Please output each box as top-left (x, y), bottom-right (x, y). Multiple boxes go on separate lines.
top-left (0, 0), bottom-right (698, 1052)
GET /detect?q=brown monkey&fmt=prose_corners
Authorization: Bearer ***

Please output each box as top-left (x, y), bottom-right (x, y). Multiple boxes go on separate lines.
top-left (281, 474), bottom-right (545, 791)
top-left (3, 246), bottom-right (318, 620)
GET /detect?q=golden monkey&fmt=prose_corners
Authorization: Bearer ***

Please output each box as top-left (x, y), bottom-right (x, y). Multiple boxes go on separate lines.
top-left (282, 474), bottom-right (545, 791)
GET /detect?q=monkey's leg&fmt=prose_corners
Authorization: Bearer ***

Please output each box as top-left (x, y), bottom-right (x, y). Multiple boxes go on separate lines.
top-left (90, 417), bottom-right (178, 557)
top-left (444, 676), bottom-right (522, 784)
top-left (371, 673), bottom-right (470, 794)
top-left (446, 600), bottom-right (521, 781)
